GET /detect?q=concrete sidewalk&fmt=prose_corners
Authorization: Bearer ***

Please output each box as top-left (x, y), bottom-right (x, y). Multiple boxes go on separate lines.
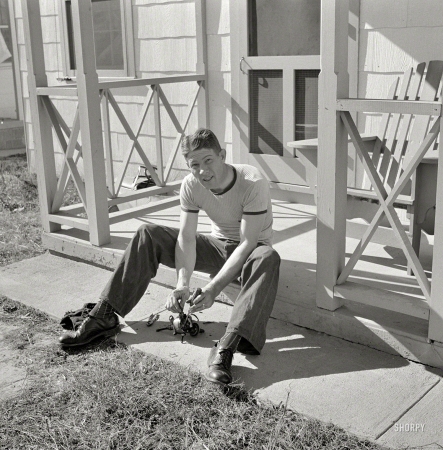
top-left (1, 253), bottom-right (442, 449)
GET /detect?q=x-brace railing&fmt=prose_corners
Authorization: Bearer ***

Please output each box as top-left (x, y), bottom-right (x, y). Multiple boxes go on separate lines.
top-left (38, 78), bottom-right (204, 228)
top-left (106, 89), bottom-right (161, 192)
top-left (22, 0), bottom-right (208, 245)
top-left (42, 99), bottom-right (85, 212)
top-left (103, 81), bottom-right (202, 197)
top-left (337, 111), bottom-right (439, 302)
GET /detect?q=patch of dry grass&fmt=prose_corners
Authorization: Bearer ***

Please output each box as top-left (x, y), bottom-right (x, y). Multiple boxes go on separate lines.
top-left (0, 155), bottom-right (82, 267)
top-left (0, 156), bottom-right (384, 450)
top-left (0, 155), bottom-right (44, 266)
top-left (0, 297), bottom-right (383, 450)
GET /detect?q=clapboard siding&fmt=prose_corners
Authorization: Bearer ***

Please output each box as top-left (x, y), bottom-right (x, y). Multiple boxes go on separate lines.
top-left (17, 0), bottom-right (232, 183)
top-left (358, 0), bottom-right (443, 134)
top-left (19, 0), bottom-right (443, 181)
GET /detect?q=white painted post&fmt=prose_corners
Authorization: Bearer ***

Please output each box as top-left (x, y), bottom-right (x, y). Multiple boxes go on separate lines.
top-left (21, 0), bottom-right (60, 233)
top-left (428, 93), bottom-right (443, 342)
top-left (71, 0), bottom-right (110, 246)
top-left (101, 90), bottom-right (115, 198)
top-left (195, 0), bottom-right (209, 128)
top-left (315, 0), bottom-right (350, 310)
top-left (153, 85), bottom-right (165, 185)
top-left (8, 0), bottom-right (24, 122)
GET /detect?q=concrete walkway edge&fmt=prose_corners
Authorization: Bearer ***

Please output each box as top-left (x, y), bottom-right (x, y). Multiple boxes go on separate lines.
top-left (1, 253), bottom-right (442, 449)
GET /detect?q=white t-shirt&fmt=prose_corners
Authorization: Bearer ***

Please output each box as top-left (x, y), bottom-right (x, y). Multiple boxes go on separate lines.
top-left (180, 164), bottom-right (273, 246)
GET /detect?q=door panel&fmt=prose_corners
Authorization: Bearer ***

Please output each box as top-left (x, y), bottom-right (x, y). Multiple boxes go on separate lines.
top-left (232, 0), bottom-right (359, 187)
top-left (248, 0), bottom-right (320, 57)
top-left (240, 56), bottom-right (320, 184)
top-left (235, 1), bottom-right (321, 186)
top-left (249, 69), bottom-right (283, 156)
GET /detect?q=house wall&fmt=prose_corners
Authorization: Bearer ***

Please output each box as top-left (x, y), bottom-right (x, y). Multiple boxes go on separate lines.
top-left (358, 0), bottom-right (443, 134)
top-left (14, 0), bottom-right (64, 171)
top-left (0, 64), bottom-right (16, 119)
top-left (15, 1), bottom-right (443, 187)
top-left (206, 0), bottom-right (231, 159)
top-left (15, 0), bottom-right (232, 189)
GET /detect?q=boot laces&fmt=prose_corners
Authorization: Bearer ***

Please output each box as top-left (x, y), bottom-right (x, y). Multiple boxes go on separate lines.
top-left (215, 348), bottom-right (233, 369)
top-left (76, 315), bottom-right (92, 334)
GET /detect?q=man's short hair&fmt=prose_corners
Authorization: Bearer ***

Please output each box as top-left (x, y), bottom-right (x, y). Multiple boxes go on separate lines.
top-left (181, 128), bottom-right (222, 157)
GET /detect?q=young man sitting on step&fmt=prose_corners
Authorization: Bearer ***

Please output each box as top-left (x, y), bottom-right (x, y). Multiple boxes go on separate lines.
top-left (59, 128), bottom-right (281, 386)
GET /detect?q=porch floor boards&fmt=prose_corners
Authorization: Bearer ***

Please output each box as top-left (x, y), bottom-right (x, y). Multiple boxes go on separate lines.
top-left (42, 200), bottom-right (443, 369)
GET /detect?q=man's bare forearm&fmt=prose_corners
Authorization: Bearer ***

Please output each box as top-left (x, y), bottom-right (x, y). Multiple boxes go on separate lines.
top-left (175, 235), bottom-right (196, 288)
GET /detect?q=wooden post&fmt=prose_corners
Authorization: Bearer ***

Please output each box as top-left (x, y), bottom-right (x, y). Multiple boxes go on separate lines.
top-left (283, 68), bottom-right (296, 156)
top-left (153, 85), bottom-right (165, 185)
top-left (315, 0), bottom-right (350, 310)
top-left (8, 0), bottom-right (24, 122)
top-left (21, 0), bottom-right (60, 233)
top-left (71, 0), bottom-right (110, 246)
top-left (101, 90), bottom-right (115, 198)
top-left (229, 0), bottom-right (249, 165)
top-left (428, 100), bottom-right (443, 343)
top-left (195, 0), bottom-right (209, 128)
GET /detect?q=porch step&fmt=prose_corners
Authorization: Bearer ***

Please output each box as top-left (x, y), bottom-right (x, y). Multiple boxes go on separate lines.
top-left (42, 227), bottom-right (443, 371)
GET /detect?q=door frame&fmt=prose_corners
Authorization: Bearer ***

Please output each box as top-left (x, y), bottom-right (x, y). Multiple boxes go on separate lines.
top-left (230, 0), bottom-right (360, 185)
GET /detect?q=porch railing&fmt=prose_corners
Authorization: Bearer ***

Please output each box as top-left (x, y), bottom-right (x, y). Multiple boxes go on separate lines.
top-left (318, 0), bottom-right (443, 343)
top-left (38, 76), bottom-right (205, 229)
top-left (22, 0), bottom-right (208, 246)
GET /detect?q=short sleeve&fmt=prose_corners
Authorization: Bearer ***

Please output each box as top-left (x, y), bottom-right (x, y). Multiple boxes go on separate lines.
top-left (243, 178), bottom-right (270, 215)
top-left (180, 176), bottom-right (200, 213)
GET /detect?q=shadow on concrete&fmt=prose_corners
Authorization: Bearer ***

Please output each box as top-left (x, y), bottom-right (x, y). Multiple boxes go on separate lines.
top-left (234, 323), bottom-right (410, 390)
top-left (119, 314), bottom-right (412, 391)
top-left (121, 319), bottom-right (227, 350)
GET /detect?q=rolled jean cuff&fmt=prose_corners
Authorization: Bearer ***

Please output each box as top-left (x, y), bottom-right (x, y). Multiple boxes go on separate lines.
top-left (99, 294), bottom-right (126, 318)
top-left (225, 325), bottom-right (264, 354)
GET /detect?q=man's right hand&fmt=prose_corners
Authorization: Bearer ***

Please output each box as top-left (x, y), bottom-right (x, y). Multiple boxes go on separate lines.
top-left (165, 286), bottom-right (190, 313)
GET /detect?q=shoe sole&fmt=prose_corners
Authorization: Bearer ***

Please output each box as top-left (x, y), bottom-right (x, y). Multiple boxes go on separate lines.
top-left (60, 324), bottom-right (120, 348)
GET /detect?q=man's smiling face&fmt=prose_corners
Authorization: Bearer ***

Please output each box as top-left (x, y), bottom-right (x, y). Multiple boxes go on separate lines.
top-left (186, 147), bottom-right (230, 193)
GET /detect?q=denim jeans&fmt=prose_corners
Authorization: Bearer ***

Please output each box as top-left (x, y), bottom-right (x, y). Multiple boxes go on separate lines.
top-left (100, 223), bottom-right (280, 352)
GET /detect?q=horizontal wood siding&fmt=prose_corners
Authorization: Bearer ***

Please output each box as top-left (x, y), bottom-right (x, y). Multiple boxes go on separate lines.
top-left (17, 0), bottom-right (232, 188)
top-left (206, 0), bottom-right (231, 159)
top-left (358, 0), bottom-right (443, 135)
top-left (15, 0), bottom-right (64, 172)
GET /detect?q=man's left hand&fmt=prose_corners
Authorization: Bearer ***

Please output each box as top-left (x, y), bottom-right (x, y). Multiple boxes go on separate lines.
top-left (188, 287), bottom-right (216, 313)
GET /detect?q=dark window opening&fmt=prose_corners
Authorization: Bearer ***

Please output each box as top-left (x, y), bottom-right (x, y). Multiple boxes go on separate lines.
top-left (65, 0), bottom-right (124, 71)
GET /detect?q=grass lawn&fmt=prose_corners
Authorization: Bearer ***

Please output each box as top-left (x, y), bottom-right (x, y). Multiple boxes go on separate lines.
top-left (0, 155), bottom-right (44, 266)
top-left (0, 155), bottom-right (384, 449)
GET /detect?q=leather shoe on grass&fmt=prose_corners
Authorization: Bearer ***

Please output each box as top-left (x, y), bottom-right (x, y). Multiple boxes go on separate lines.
top-left (205, 343), bottom-right (235, 386)
top-left (59, 313), bottom-right (119, 347)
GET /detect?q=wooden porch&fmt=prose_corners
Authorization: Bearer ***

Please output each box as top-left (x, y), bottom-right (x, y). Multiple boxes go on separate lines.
top-left (41, 199), bottom-right (443, 369)
top-left (21, 0), bottom-right (443, 368)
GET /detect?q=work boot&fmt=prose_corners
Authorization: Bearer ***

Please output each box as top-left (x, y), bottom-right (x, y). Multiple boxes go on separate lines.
top-left (59, 300), bottom-right (119, 347)
top-left (205, 332), bottom-right (241, 386)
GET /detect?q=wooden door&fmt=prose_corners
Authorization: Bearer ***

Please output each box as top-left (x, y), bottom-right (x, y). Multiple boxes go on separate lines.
top-left (231, 0), bottom-right (321, 185)
top-left (231, 0), bottom-right (359, 188)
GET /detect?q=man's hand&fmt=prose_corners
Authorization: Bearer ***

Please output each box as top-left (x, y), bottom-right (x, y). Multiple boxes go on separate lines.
top-left (188, 287), bottom-right (216, 314)
top-left (165, 287), bottom-right (190, 313)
